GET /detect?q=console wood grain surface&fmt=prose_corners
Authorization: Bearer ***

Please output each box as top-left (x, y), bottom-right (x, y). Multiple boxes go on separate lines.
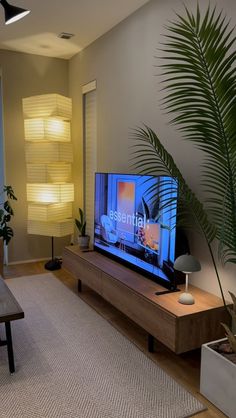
top-left (0, 277), bottom-right (24, 323)
top-left (63, 245), bottom-right (229, 353)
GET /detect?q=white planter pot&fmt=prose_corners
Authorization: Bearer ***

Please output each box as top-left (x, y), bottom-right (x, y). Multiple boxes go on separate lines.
top-left (200, 338), bottom-right (236, 418)
top-left (77, 235), bottom-right (90, 249)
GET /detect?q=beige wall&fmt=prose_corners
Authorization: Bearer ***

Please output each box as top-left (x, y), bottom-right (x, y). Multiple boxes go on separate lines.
top-left (1, 0), bottom-right (236, 298)
top-left (69, 0), bottom-right (236, 298)
top-left (0, 50), bottom-right (70, 263)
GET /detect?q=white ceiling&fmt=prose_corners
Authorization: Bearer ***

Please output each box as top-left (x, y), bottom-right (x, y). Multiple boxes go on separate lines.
top-left (0, 0), bottom-right (150, 59)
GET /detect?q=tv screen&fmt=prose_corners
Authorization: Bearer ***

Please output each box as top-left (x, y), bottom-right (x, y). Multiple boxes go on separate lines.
top-left (94, 173), bottom-right (178, 289)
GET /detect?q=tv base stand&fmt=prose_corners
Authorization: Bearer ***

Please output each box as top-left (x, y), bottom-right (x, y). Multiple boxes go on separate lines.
top-left (155, 288), bottom-right (180, 296)
top-left (77, 278), bottom-right (82, 293)
top-left (63, 245), bottom-right (229, 354)
top-left (148, 334), bottom-right (155, 353)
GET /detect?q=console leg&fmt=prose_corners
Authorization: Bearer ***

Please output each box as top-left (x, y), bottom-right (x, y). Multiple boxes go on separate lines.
top-left (148, 334), bottom-right (155, 353)
top-left (77, 279), bottom-right (82, 293)
top-left (5, 322), bottom-right (15, 374)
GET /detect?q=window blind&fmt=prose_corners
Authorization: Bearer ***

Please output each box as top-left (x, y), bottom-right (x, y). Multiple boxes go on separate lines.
top-left (83, 89), bottom-right (97, 240)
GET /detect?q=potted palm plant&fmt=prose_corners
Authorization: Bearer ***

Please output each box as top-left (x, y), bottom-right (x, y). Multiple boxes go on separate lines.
top-left (200, 291), bottom-right (236, 417)
top-left (0, 185), bottom-right (17, 275)
top-left (131, 5), bottom-right (236, 416)
top-left (75, 208), bottom-right (90, 249)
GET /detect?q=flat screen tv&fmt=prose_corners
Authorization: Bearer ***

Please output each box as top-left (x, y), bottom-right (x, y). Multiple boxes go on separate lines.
top-left (94, 173), bottom-right (183, 290)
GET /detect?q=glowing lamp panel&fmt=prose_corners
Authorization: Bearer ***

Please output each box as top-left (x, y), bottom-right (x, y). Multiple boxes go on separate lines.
top-left (23, 94), bottom-right (72, 120)
top-left (27, 219), bottom-right (74, 237)
top-left (24, 119), bottom-right (71, 142)
top-left (27, 163), bottom-right (72, 183)
top-left (27, 184), bottom-right (74, 203)
top-left (28, 203), bottom-right (72, 222)
top-left (25, 142), bottom-right (73, 163)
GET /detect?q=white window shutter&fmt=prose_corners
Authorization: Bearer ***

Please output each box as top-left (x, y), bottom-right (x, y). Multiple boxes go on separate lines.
top-left (84, 89), bottom-right (97, 241)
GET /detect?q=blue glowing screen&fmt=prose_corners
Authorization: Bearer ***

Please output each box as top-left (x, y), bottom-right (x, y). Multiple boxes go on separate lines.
top-left (94, 173), bottom-right (178, 283)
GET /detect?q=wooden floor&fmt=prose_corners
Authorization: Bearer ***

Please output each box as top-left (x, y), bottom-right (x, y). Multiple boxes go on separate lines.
top-left (3, 261), bottom-right (226, 418)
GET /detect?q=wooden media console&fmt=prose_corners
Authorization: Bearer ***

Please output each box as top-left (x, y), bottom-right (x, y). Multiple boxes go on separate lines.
top-left (63, 245), bottom-right (229, 354)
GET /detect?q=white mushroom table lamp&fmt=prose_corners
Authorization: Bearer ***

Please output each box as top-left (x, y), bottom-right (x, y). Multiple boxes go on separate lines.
top-left (174, 254), bottom-right (201, 305)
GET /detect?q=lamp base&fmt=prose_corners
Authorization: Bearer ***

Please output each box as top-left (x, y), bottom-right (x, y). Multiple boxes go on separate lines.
top-left (178, 292), bottom-right (195, 305)
top-left (44, 258), bottom-right (61, 271)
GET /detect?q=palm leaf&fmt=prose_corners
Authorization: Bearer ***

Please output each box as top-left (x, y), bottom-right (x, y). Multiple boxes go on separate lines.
top-left (131, 126), bottom-right (216, 244)
top-left (131, 126), bottom-right (228, 307)
top-left (221, 323), bottom-right (236, 353)
top-left (160, 4), bottom-right (236, 264)
top-left (4, 185), bottom-right (17, 201)
top-left (227, 291), bottom-right (236, 330)
top-left (141, 197), bottom-right (150, 219)
top-left (75, 208), bottom-right (86, 236)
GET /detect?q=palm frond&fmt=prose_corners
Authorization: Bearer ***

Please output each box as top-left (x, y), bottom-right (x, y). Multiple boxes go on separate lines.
top-left (221, 323), bottom-right (236, 353)
top-left (159, 5), bottom-right (236, 264)
top-left (131, 126), bottom-right (216, 244)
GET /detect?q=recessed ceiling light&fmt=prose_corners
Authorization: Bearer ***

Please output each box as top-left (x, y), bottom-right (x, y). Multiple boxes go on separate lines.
top-left (58, 32), bottom-right (75, 40)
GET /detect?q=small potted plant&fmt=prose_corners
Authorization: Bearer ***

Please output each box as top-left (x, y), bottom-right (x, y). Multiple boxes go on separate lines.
top-left (75, 208), bottom-right (90, 249)
top-left (200, 292), bottom-right (236, 417)
top-left (0, 185), bottom-right (17, 275)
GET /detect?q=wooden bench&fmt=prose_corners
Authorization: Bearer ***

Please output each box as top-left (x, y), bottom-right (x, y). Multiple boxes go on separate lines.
top-left (0, 277), bottom-right (24, 373)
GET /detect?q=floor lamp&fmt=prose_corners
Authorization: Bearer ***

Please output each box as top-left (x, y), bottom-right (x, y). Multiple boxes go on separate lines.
top-left (23, 94), bottom-right (74, 270)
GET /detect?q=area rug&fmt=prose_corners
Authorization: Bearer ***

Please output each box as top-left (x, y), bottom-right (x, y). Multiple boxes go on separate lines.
top-left (0, 274), bottom-right (206, 418)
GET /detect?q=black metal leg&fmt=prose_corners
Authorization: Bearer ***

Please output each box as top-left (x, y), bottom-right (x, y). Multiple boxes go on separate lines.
top-left (148, 334), bottom-right (155, 353)
top-left (78, 279), bottom-right (82, 293)
top-left (5, 322), bottom-right (15, 374)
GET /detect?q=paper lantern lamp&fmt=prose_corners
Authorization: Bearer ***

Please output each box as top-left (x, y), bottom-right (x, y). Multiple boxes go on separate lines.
top-left (23, 93), bottom-right (74, 271)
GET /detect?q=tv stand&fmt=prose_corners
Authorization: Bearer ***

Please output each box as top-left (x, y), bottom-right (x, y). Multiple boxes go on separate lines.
top-left (63, 245), bottom-right (229, 354)
top-left (155, 288), bottom-right (180, 296)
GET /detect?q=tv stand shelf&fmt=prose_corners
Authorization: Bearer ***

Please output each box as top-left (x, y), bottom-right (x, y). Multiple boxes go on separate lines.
top-left (63, 245), bottom-right (229, 354)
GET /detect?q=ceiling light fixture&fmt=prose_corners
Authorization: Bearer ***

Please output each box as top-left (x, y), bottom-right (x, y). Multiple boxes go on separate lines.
top-left (0, 0), bottom-right (30, 25)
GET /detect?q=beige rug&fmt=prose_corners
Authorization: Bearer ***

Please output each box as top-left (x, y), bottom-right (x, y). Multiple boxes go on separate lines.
top-left (0, 274), bottom-right (205, 418)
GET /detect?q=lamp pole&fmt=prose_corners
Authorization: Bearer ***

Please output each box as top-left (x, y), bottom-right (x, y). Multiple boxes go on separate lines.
top-left (185, 273), bottom-right (189, 293)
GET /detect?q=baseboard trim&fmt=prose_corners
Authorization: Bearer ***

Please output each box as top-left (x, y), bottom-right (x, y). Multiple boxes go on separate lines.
top-left (7, 256), bottom-right (62, 266)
